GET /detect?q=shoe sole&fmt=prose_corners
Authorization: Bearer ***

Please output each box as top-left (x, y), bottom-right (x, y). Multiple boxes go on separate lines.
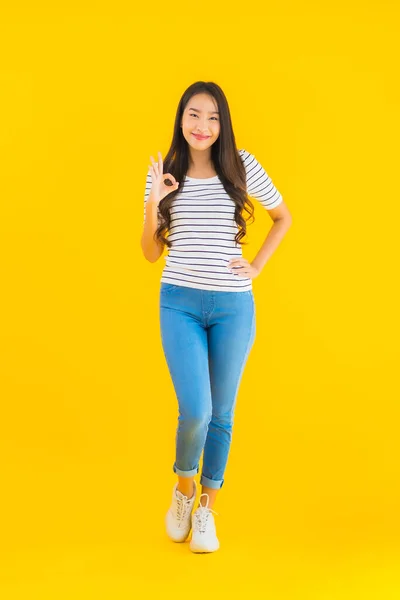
top-left (189, 541), bottom-right (220, 553)
top-left (190, 546), bottom-right (219, 553)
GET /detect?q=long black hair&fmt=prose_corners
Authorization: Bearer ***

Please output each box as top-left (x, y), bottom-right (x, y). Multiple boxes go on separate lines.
top-left (155, 81), bottom-right (255, 249)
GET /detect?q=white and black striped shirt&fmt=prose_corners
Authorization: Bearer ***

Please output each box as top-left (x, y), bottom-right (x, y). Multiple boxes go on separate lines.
top-left (143, 148), bottom-right (283, 292)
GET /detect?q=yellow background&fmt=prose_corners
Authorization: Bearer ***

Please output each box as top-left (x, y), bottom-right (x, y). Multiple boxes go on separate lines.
top-left (1, 1), bottom-right (399, 598)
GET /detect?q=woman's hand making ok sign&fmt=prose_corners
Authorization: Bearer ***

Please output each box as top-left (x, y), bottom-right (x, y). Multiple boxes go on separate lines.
top-left (148, 151), bottom-right (179, 206)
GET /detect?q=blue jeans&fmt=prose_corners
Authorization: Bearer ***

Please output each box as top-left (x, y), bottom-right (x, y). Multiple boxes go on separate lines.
top-left (159, 282), bottom-right (256, 489)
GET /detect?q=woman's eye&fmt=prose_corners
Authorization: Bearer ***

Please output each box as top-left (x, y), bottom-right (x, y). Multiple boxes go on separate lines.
top-left (189, 113), bottom-right (218, 121)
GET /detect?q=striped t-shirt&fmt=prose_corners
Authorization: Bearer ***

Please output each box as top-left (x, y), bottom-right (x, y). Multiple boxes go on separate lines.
top-left (143, 148), bottom-right (283, 292)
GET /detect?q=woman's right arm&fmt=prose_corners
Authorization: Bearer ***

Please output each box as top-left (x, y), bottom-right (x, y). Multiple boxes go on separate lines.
top-left (140, 151), bottom-right (179, 263)
top-left (140, 193), bottom-right (165, 263)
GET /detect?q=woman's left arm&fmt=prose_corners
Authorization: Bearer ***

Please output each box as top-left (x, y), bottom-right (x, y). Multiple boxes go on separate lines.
top-left (251, 200), bottom-right (292, 274)
top-left (228, 201), bottom-right (292, 278)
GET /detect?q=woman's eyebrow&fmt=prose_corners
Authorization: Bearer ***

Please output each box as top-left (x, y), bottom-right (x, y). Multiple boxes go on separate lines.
top-left (188, 107), bottom-right (219, 114)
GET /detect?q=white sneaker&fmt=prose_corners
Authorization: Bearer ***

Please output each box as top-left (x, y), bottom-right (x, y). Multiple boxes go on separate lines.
top-left (165, 480), bottom-right (197, 542)
top-left (189, 493), bottom-right (220, 553)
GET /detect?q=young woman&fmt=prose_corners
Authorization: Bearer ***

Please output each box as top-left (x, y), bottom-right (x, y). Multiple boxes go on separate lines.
top-left (141, 81), bottom-right (292, 553)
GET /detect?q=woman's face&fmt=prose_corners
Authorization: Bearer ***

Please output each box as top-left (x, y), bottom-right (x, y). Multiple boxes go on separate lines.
top-left (180, 93), bottom-right (220, 152)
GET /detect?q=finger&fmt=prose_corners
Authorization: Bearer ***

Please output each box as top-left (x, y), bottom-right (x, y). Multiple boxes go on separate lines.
top-left (150, 156), bottom-right (159, 174)
top-left (158, 151), bottom-right (163, 170)
top-left (164, 172), bottom-right (177, 184)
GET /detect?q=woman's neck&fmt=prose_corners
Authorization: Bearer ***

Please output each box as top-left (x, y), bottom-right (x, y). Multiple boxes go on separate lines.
top-left (187, 155), bottom-right (216, 178)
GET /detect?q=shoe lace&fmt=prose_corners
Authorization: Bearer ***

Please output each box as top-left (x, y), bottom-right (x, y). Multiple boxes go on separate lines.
top-left (175, 493), bottom-right (193, 523)
top-left (193, 493), bottom-right (220, 533)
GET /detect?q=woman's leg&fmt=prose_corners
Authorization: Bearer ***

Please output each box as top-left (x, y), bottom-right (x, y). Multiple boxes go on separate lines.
top-left (177, 475), bottom-right (195, 498)
top-left (200, 290), bottom-right (256, 505)
top-left (198, 486), bottom-right (219, 509)
top-left (160, 286), bottom-right (212, 490)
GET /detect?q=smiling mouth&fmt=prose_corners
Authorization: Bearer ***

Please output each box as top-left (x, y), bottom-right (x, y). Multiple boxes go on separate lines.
top-left (192, 134), bottom-right (210, 139)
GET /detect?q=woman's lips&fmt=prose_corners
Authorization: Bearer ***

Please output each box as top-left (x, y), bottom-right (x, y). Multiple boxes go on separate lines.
top-left (192, 134), bottom-right (210, 140)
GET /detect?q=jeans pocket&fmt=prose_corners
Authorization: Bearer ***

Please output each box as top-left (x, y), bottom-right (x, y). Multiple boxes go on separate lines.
top-left (160, 283), bottom-right (182, 295)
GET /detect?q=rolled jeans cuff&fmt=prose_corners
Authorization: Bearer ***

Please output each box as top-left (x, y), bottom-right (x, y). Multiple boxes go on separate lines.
top-left (173, 463), bottom-right (199, 478)
top-left (200, 474), bottom-right (224, 489)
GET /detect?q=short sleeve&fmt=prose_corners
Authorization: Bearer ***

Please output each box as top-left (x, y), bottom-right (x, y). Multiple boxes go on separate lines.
top-left (143, 170), bottom-right (162, 226)
top-left (239, 148), bottom-right (283, 210)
